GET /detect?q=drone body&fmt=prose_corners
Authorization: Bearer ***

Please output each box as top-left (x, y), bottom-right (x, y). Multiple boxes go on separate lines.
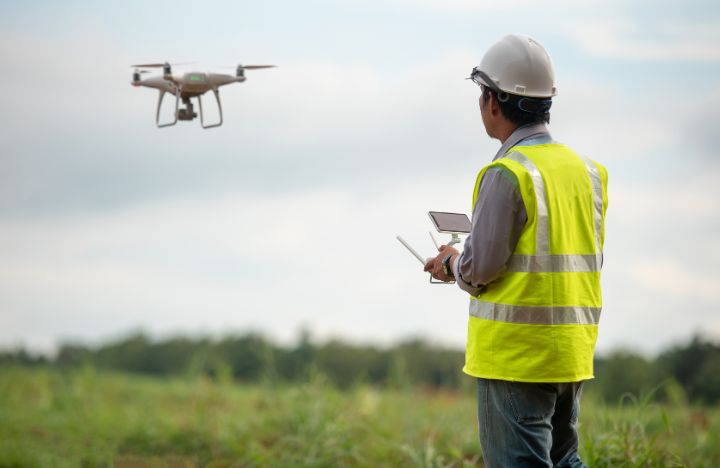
top-left (131, 62), bottom-right (275, 129)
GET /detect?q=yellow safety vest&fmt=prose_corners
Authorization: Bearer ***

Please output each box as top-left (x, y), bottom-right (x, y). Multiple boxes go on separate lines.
top-left (464, 142), bottom-right (608, 382)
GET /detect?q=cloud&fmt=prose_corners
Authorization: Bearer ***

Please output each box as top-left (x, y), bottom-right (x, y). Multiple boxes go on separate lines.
top-left (551, 77), bottom-right (720, 175)
top-left (610, 170), bottom-right (720, 222)
top-left (3, 0), bottom-right (720, 357)
top-left (594, 165), bottom-right (720, 354)
top-left (565, 19), bottom-right (720, 62)
top-left (0, 178), bottom-right (474, 354)
top-left (629, 258), bottom-right (720, 304)
top-left (0, 24), bottom-right (136, 136)
top-left (394, 0), bottom-right (604, 11)
top-left (0, 44), bottom-right (491, 217)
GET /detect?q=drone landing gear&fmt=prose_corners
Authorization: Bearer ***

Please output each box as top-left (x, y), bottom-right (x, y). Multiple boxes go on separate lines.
top-left (198, 89), bottom-right (223, 129)
top-left (154, 89), bottom-right (223, 129)
top-left (156, 90), bottom-right (179, 128)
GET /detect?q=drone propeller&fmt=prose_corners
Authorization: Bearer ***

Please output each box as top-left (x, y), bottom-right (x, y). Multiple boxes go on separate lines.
top-left (234, 64), bottom-right (276, 78)
top-left (130, 62), bottom-right (195, 68)
top-left (240, 65), bottom-right (276, 69)
top-left (212, 64), bottom-right (277, 69)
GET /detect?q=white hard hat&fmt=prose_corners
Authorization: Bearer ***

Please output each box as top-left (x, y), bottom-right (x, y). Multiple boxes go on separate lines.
top-left (469, 34), bottom-right (557, 98)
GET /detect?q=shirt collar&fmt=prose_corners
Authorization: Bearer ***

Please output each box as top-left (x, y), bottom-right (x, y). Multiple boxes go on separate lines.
top-left (492, 123), bottom-right (551, 161)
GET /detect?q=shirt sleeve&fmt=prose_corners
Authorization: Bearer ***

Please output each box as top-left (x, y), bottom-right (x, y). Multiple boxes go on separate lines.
top-left (452, 166), bottom-right (527, 296)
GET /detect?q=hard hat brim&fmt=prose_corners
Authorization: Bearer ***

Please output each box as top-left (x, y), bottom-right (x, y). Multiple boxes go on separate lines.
top-left (468, 68), bottom-right (499, 92)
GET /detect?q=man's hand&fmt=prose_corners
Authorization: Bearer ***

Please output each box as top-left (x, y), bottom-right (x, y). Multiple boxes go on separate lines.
top-left (424, 245), bottom-right (460, 283)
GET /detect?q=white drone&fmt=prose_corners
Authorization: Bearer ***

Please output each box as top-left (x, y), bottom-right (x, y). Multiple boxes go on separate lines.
top-left (131, 62), bottom-right (275, 129)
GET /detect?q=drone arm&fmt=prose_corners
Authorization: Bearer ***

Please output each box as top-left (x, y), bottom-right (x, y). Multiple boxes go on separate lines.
top-left (156, 90), bottom-right (179, 128)
top-left (199, 88), bottom-right (223, 129)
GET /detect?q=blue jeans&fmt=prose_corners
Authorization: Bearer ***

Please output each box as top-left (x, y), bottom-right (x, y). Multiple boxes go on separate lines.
top-left (477, 378), bottom-right (586, 468)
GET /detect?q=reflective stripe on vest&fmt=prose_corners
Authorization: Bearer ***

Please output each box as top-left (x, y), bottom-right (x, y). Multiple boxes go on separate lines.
top-left (507, 253), bottom-right (602, 273)
top-left (581, 154), bottom-right (604, 255)
top-left (505, 151), bottom-right (549, 255)
top-left (469, 300), bottom-right (601, 325)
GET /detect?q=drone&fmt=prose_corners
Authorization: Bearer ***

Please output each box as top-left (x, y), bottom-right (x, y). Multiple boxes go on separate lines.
top-left (131, 62), bottom-right (275, 129)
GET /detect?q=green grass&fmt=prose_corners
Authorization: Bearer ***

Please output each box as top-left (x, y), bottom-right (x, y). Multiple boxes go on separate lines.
top-left (578, 391), bottom-right (720, 467)
top-left (1, 366), bottom-right (718, 467)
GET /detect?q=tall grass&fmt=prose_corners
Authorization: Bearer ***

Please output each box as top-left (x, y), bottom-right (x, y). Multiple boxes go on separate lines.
top-left (580, 384), bottom-right (720, 467)
top-left (1, 366), bottom-right (718, 467)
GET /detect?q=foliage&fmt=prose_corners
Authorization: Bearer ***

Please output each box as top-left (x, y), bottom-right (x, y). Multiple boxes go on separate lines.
top-left (588, 351), bottom-right (664, 403)
top-left (587, 335), bottom-right (720, 405)
top-left (4, 332), bottom-right (720, 405)
top-left (657, 336), bottom-right (720, 404)
top-left (2, 331), bottom-right (467, 392)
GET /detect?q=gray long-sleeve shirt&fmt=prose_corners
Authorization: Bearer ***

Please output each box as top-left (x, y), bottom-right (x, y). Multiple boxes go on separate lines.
top-left (451, 123), bottom-right (553, 296)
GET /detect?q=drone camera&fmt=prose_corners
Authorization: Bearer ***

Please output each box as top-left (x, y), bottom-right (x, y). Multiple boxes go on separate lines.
top-left (177, 98), bottom-right (198, 121)
top-left (177, 108), bottom-right (198, 121)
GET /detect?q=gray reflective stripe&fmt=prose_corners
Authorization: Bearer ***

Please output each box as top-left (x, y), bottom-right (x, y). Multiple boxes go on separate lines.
top-left (505, 151), bottom-right (549, 255)
top-left (469, 300), bottom-right (601, 325)
top-left (507, 254), bottom-right (602, 273)
top-left (580, 155), bottom-right (604, 254)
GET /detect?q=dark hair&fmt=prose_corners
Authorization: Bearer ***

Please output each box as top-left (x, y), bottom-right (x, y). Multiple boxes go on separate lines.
top-left (482, 86), bottom-right (551, 125)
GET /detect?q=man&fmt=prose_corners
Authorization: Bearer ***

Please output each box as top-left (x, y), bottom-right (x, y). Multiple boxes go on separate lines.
top-left (424, 34), bottom-right (608, 467)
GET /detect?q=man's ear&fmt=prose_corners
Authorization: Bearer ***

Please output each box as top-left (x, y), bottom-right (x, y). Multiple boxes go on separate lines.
top-left (489, 93), bottom-right (501, 116)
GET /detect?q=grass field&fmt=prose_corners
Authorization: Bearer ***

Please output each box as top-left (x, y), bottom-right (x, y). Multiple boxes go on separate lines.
top-left (1, 366), bottom-right (719, 467)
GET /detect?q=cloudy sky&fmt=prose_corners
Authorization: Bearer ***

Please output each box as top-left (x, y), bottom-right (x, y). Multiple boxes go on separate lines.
top-left (1, 0), bottom-right (719, 356)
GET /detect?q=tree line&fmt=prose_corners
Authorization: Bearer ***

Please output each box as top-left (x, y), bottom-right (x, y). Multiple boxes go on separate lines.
top-left (2, 332), bottom-right (720, 404)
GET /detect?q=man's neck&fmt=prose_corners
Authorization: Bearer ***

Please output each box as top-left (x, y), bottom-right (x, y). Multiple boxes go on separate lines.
top-left (497, 123), bottom-right (520, 144)
top-left (491, 123), bottom-right (551, 161)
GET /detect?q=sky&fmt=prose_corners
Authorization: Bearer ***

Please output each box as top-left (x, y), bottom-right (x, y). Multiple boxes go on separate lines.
top-left (1, 0), bottom-right (719, 356)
